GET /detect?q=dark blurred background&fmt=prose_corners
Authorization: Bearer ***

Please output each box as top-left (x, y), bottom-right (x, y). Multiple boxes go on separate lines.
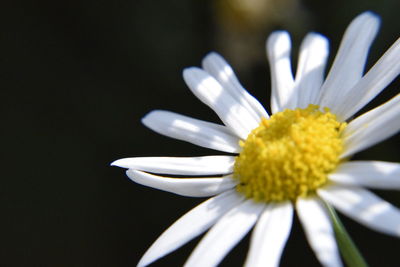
top-left (1, 0), bottom-right (399, 266)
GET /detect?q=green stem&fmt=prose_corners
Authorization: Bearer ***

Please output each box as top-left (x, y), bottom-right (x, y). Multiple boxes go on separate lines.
top-left (324, 202), bottom-right (369, 267)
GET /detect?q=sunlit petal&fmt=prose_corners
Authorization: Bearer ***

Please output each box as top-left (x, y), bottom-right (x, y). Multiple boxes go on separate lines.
top-left (137, 190), bottom-right (244, 267)
top-left (184, 200), bottom-right (264, 267)
top-left (266, 31), bottom-right (295, 113)
top-left (337, 37), bottom-right (400, 120)
top-left (244, 202), bottom-right (293, 267)
top-left (142, 110), bottom-right (241, 153)
top-left (342, 94), bottom-right (400, 157)
top-left (319, 185), bottom-right (400, 237)
top-left (111, 156), bottom-right (234, 175)
top-left (318, 12), bottom-right (380, 113)
top-left (202, 52), bottom-right (269, 120)
top-left (297, 197), bottom-right (342, 267)
top-left (329, 161), bottom-right (400, 189)
top-left (295, 33), bottom-right (329, 108)
top-left (126, 170), bottom-right (237, 197)
top-left (183, 67), bottom-right (259, 139)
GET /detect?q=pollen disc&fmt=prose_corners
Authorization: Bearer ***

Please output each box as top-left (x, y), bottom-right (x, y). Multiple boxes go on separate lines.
top-left (234, 105), bottom-right (346, 202)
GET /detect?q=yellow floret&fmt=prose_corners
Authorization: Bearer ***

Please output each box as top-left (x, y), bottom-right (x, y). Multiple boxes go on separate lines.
top-left (234, 104), bottom-right (346, 202)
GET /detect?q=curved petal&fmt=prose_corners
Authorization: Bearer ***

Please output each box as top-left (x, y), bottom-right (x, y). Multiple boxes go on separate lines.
top-left (337, 37), bottom-right (400, 120)
top-left (125, 170), bottom-right (237, 197)
top-left (296, 197), bottom-right (342, 267)
top-left (342, 94), bottom-right (400, 157)
top-left (142, 110), bottom-right (241, 153)
top-left (111, 156), bottom-right (235, 175)
top-left (329, 161), bottom-right (400, 189)
top-left (266, 31), bottom-right (295, 113)
top-left (295, 33), bottom-right (329, 108)
top-left (318, 184), bottom-right (400, 237)
top-left (318, 12), bottom-right (380, 112)
top-left (202, 52), bottom-right (269, 120)
top-left (184, 199), bottom-right (264, 267)
top-left (244, 201), bottom-right (293, 267)
top-left (137, 190), bottom-right (244, 267)
top-left (183, 67), bottom-right (259, 139)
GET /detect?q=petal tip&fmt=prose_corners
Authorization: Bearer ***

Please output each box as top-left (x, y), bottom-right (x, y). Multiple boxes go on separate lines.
top-left (358, 10), bottom-right (380, 21)
top-left (137, 257), bottom-right (151, 267)
top-left (110, 159), bottom-right (126, 168)
top-left (202, 52), bottom-right (226, 70)
top-left (266, 31), bottom-right (292, 57)
top-left (267, 31), bottom-right (290, 44)
top-left (203, 51), bottom-right (221, 61)
top-left (141, 110), bottom-right (161, 126)
top-left (305, 32), bottom-right (329, 44)
top-left (182, 66), bottom-right (201, 77)
top-left (353, 11), bottom-right (381, 29)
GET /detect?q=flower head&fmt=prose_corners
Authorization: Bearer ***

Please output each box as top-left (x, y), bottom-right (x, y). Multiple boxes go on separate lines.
top-left (113, 11), bottom-right (400, 267)
top-left (234, 104), bottom-right (346, 202)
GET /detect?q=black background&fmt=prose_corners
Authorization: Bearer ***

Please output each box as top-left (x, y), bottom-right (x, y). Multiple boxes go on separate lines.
top-left (2, 0), bottom-right (400, 266)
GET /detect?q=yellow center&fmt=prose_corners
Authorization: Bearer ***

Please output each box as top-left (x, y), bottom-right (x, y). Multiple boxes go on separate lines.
top-left (233, 104), bottom-right (346, 202)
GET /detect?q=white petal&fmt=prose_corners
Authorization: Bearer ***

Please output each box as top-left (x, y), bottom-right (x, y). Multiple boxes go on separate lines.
top-left (296, 197), bottom-right (342, 267)
top-left (142, 110), bottom-right (241, 153)
top-left (318, 12), bottom-right (380, 112)
top-left (336, 37), bottom-right (400, 120)
top-left (295, 33), bottom-right (329, 108)
top-left (184, 199), bottom-right (264, 267)
top-left (318, 184), bottom-right (400, 237)
top-left (137, 190), bottom-right (244, 267)
top-left (329, 161), bottom-right (400, 189)
top-left (266, 31), bottom-right (295, 113)
top-left (244, 202), bottom-right (293, 267)
top-left (111, 156), bottom-right (235, 175)
top-left (125, 170), bottom-right (237, 197)
top-left (202, 52), bottom-right (269, 120)
top-left (342, 94), bottom-right (400, 157)
top-left (183, 67), bottom-right (259, 139)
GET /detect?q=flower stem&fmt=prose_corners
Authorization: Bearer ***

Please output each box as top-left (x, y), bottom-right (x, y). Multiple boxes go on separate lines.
top-left (324, 202), bottom-right (369, 267)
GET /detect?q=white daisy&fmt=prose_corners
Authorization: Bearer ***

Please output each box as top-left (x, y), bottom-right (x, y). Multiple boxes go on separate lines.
top-left (112, 11), bottom-right (400, 267)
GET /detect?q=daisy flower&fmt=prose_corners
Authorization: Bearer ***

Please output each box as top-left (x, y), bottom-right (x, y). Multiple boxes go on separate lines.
top-left (112, 11), bottom-right (400, 267)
